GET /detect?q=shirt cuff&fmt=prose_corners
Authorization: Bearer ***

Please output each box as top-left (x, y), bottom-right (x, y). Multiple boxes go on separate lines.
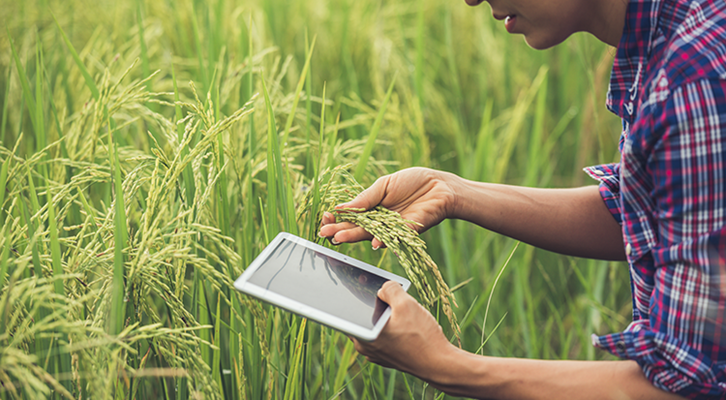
top-left (592, 327), bottom-right (726, 398)
top-left (583, 163), bottom-right (622, 225)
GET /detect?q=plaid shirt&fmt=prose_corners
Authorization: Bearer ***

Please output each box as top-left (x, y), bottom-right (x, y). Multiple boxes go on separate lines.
top-left (583, 0), bottom-right (726, 397)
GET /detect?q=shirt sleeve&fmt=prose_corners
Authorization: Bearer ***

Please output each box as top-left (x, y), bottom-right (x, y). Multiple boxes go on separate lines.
top-left (583, 163), bottom-right (622, 225)
top-left (592, 79), bottom-right (726, 398)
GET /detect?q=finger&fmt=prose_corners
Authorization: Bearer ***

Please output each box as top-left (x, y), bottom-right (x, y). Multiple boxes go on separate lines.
top-left (318, 221), bottom-right (366, 240)
top-left (336, 176), bottom-right (389, 211)
top-left (318, 220), bottom-right (356, 238)
top-left (320, 212), bottom-right (336, 226)
top-left (331, 225), bottom-right (374, 244)
top-left (371, 238), bottom-right (387, 250)
top-left (377, 280), bottom-right (409, 307)
top-left (351, 337), bottom-right (367, 356)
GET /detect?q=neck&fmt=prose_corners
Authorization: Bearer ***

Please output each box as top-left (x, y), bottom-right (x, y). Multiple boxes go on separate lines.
top-left (587, 0), bottom-right (629, 47)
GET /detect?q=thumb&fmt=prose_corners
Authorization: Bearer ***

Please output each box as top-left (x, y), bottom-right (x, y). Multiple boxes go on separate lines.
top-left (336, 176), bottom-right (388, 211)
top-left (377, 280), bottom-right (407, 306)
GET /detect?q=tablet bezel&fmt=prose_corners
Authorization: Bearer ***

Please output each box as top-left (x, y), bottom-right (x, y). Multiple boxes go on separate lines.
top-left (233, 232), bottom-right (411, 341)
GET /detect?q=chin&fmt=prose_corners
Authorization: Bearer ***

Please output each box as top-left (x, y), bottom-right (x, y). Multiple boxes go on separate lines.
top-left (523, 32), bottom-right (570, 50)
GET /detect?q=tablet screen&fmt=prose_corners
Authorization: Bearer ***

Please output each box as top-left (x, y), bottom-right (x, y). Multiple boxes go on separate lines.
top-left (246, 238), bottom-right (390, 329)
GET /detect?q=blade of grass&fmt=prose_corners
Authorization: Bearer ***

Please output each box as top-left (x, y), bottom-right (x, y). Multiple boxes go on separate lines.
top-left (304, 31), bottom-right (314, 176)
top-left (283, 318), bottom-right (307, 400)
top-left (188, 0), bottom-right (208, 91)
top-left (109, 130), bottom-right (127, 336)
top-left (0, 67), bottom-right (10, 146)
top-left (308, 83), bottom-right (326, 240)
top-left (46, 183), bottom-right (73, 393)
top-left (524, 72), bottom-right (548, 186)
top-left (280, 37), bottom-right (316, 147)
top-left (491, 67), bottom-right (547, 183)
top-left (244, 15), bottom-right (255, 266)
top-left (19, 177), bottom-right (49, 365)
top-left (199, 281), bottom-right (211, 368)
top-left (46, 187), bottom-right (63, 297)
top-left (481, 242), bottom-right (519, 352)
top-left (261, 76), bottom-right (280, 238)
top-left (353, 74), bottom-right (397, 182)
top-left (135, 0), bottom-right (151, 93)
top-left (42, 64), bottom-right (69, 161)
top-left (0, 223), bottom-right (10, 289)
top-left (51, 12), bottom-right (100, 101)
top-left (326, 113), bottom-right (340, 172)
top-left (0, 225), bottom-right (10, 344)
top-left (212, 293), bottom-right (223, 395)
top-left (35, 40), bottom-right (47, 156)
top-left (172, 62), bottom-right (196, 207)
top-left (277, 37), bottom-right (317, 235)
top-left (8, 31), bottom-right (38, 139)
top-left (414, 1), bottom-right (424, 106)
top-left (475, 312), bottom-right (508, 353)
top-left (472, 100), bottom-right (494, 181)
top-left (332, 339), bottom-right (356, 394)
top-left (0, 156), bottom-right (10, 228)
top-left (22, 167), bottom-right (42, 279)
top-left (258, 196), bottom-right (269, 244)
top-left (216, 147), bottom-right (231, 237)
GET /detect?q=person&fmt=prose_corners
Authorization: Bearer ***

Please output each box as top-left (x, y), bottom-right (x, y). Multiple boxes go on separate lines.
top-left (318, 0), bottom-right (726, 398)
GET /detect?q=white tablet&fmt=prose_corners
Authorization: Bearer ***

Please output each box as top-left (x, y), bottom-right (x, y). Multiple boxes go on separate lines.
top-left (234, 232), bottom-right (410, 341)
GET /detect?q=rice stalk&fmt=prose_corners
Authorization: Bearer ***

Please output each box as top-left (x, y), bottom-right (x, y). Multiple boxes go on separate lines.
top-left (298, 165), bottom-right (461, 343)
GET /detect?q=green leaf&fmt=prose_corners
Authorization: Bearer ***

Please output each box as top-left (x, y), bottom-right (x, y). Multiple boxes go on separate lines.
top-left (46, 187), bottom-right (64, 296)
top-left (52, 12), bottom-right (100, 101)
top-left (309, 83), bottom-right (325, 240)
top-left (109, 138), bottom-right (127, 335)
top-left (34, 40), bottom-right (46, 154)
top-left (50, 12), bottom-right (101, 101)
top-left (281, 37), bottom-right (317, 147)
top-left (172, 62), bottom-right (196, 207)
top-left (212, 293), bottom-right (223, 395)
top-left (135, 0), bottom-right (151, 93)
top-left (354, 74), bottom-right (397, 182)
top-left (283, 318), bottom-right (307, 400)
top-left (0, 154), bottom-right (11, 227)
top-left (244, 15), bottom-right (256, 266)
top-left (8, 31), bottom-right (38, 137)
top-left (261, 76), bottom-right (280, 238)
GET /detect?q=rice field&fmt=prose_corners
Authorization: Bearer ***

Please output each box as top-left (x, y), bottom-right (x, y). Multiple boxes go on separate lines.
top-left (0, 0), bottom-right (629, 398)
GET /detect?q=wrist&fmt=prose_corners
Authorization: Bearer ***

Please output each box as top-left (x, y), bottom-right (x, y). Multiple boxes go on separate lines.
top-left (425, 346), bottom-right (492, 398)
top-left (444, 172), bottom-right (470, 221)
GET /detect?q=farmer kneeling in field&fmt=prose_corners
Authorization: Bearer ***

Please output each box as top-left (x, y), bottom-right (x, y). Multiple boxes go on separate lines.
top-left (319, 0), bottom-right (726, 398)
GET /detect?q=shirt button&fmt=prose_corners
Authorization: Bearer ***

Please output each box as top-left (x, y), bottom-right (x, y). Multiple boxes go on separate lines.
top-left (616, 341), bottom-right (627, 352)
top-left (593, 170), bottom-right (605, 176)
top-left (625, 243), bottom-right (632, 256)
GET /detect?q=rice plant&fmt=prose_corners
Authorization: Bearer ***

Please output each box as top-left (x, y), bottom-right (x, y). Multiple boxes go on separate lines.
top-left (0, 0), bottom-right (632, 398)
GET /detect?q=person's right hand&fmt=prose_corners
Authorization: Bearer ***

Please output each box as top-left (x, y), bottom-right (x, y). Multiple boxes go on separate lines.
top-left (318, 167), bottom-right (460, 249)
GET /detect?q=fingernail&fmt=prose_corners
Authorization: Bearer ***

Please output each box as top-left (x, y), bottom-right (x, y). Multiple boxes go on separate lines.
top-left (318, 231), bottom-right (325, 238)
top-left (335, 203), bottom-right (349, 209)
top-left (372, 244), bottom-right (380, 251)
top-left (331, 238), bottom-right (340, 245)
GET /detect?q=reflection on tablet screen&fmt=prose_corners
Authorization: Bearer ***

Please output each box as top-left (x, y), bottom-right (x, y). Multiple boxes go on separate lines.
top-left (247, 238), bottom-right (389, 328)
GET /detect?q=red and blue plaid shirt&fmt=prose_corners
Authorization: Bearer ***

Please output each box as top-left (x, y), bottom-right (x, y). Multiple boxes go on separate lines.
top-left (583, 0), bottom-right (726, 397)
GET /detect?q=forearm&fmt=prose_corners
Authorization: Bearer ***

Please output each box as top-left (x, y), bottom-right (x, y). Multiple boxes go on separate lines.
top-left (427, 348), bottom-right (684, 400)
top-left (448, 176), bottom-right (625, 260)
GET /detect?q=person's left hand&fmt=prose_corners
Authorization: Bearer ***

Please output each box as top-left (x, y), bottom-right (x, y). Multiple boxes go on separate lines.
top-left (351, 281), bottom-right (457, 382)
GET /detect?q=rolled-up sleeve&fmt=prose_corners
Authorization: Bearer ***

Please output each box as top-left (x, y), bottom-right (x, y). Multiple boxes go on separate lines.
top-left (583, 163), bottom-right (623, 225)
top-left (592, 79), bottom-right (726, 398)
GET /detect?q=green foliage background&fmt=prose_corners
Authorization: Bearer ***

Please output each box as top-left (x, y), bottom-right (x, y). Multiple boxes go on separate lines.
top-left (0, 0), bottom-right (630, 398)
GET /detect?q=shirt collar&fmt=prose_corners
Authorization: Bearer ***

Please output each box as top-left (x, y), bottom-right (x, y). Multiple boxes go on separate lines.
top-left (606, 0), bottom-right (664, 122)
